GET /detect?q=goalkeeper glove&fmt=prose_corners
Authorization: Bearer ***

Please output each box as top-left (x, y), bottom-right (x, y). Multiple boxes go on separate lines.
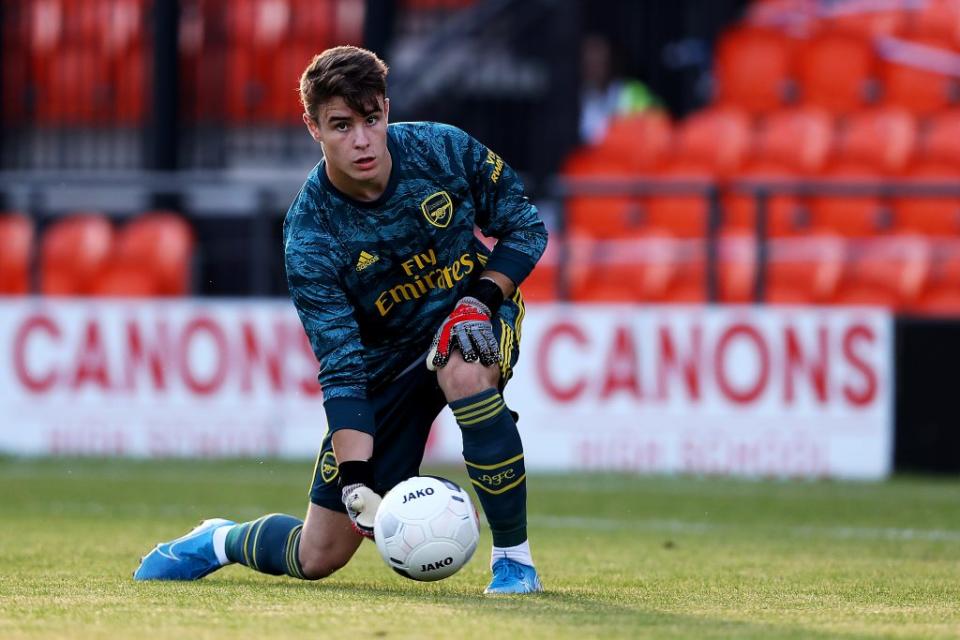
top-left (338, 460), bottom-right (380, 539)
top-left (426, 278), bottom-right (505, 370)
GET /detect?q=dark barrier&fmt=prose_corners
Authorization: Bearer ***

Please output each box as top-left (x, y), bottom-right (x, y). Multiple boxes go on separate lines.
top-left (895, 316), bottom-right (960, 473)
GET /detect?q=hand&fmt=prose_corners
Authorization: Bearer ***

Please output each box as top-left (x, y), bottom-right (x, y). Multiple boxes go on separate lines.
top-left (426, 296), bottom-right (501, 370)
top-left (341, 483), bottom-right (381, 539)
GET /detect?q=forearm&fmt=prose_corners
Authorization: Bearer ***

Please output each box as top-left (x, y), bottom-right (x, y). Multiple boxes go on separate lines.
top-left (479, 270), bottom-right (515, 299)
top-left (332, 429), bottom-right (374, 463)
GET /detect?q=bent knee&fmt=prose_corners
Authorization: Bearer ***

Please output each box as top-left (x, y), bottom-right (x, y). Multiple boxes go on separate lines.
top-left (437, 358), bottom-right (499, 400)
top-left (298, 540), bottom-right (354, 580)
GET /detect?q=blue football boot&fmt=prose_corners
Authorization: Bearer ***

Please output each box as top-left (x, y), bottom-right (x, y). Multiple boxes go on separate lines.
top-left (134, 518), bottom-right (234, 581)
top-left (484, 558), bottom-right (544, 594)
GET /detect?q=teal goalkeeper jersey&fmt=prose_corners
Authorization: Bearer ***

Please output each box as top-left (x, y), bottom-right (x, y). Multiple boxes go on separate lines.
top-left (283, 121), bottom-right (548, 432)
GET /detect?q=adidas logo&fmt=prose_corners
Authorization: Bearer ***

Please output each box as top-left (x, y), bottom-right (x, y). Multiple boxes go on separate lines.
top-left (356, 251), bottom-right (379, 271)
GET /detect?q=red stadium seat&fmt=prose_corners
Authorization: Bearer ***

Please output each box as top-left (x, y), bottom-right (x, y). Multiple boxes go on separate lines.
top-left (592, 112), bottom-right (674, 173)
top-left (764, 234), bottom-right (846, 303)
top-left (724, 165), bottom-right (809, 236)
top-left (892, 163), bottom-right (960, 236)
top-left (563, 150), bottom-right (643, 239)
top-left (519, 237), bottom-right (559, 301)
top-left (98, 211), bottom-right (196, 296)
top-left (718, 231), bottom-right (757, 303)
top-left (920, 109), bottom-right (960, 165)
top-left (567, 231), bottom-right (689, 302)
top-left (0, 213), bottom-right (34, 295)
top-left (832, 235), bottom-right (932, 308)
top-left (724, 108), bottom-right (833, 236)
top-left (41, 213), bottom-right (115, 295)
top-left (808, 164), bottom-right (890, 236)
top-left (715, 27), bottom-right (795, 114)
top-left (907, 0), bottom-right (960, 44)
top-left (754, 107), bottom-right (834, 173)
top-left (644, 163), bottom-right (715, 239)
top-left (672, 106), bottom-right (752, 176)
top-left (835, 107), bottom-right (918, 174)
top-left (822, 4), bottom-right (909, 38)
top-left (796, 31), bottom-right (877, 114)
top-left (879, 38), bottom-right (960, 115)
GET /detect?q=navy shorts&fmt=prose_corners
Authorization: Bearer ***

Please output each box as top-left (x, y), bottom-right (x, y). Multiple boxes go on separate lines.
top-left (309, 290), bottom-right (526, 511)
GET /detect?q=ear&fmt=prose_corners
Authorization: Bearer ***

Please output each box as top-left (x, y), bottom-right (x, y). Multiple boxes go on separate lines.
top-left (383, 97), bottom-right (390, 122)
top-left (303, 113), bottom-right (321, 142)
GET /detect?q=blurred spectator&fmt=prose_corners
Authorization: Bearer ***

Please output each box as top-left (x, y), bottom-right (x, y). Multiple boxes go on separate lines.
top-left (579, 33), bottom-right (663, 144)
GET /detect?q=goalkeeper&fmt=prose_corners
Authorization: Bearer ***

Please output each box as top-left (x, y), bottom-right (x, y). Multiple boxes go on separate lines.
top-left (135, 45), bottom-right (547, 594)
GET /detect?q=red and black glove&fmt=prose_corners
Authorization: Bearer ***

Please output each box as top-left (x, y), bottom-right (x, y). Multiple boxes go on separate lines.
top-left (427, 278), bottom-right (505, 371)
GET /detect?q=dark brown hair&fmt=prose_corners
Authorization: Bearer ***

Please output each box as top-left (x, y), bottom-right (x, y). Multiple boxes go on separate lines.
top-left (299, 46), bottom-right (389, 122)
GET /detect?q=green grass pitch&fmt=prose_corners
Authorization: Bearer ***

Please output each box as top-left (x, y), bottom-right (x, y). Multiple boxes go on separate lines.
top-left (1, 457), bottom-right (958, 639)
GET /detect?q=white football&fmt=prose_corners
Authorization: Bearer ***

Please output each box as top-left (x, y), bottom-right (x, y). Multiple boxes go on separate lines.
top-left (373, 475), bottom-right (480, 581)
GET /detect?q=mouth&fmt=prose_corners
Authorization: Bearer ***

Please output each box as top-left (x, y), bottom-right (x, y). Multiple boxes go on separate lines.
top-left (354, 156), bottom-right (376, 170)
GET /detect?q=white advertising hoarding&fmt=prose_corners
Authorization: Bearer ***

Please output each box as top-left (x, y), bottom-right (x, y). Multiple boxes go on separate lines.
top-left (0, 299), bottom-right (893, 478)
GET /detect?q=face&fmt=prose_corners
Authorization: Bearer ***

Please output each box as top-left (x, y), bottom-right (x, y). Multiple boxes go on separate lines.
top-left (304, 95), bottom-right (390, 189)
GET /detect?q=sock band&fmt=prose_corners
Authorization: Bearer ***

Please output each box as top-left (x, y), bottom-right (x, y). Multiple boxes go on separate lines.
top-left (452, 388), bottom-right (528, 547)
top-left (225, 513), bottom-right (307, 579)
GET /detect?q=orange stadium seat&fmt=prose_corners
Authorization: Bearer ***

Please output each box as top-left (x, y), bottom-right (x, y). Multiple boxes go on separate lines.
top-left (718, 231), bottom-right (757, 303)
top-left (796, 31), bottom-right (877, 114)
top-left (724, 108), bottom-right (834, 235)
top-left (592, 112), bottom-right (674, 172)
top-left (41, 214), bottom-right (115, 295)
top-left (714, 27), bottom-right (795, 114)
top-left (835, 107), bottom-right (918, 174)
top-left (567, 231), bottom-right (690, 302)
top-left (95, 211), bottom-right (196, 296)
top-left (644, 163), bottom-right (715, 239)
top-left (763, 234), bottom-right (846, 303)
top-left (831, 235), bottom-right (932, 308)
top-left (907, 0), bottom-right (960, 43)
top-left (672, 106), bottom-right (753, 176)
top-left (807, 165), bottom-right (890, 236)
top-left (920, 109), bottom-right (960, 165)
top-left (892, 163), bottom-right (960, 235)
top-left (755, 107), bottom-right (835, 173)
top-left (563, 150), bottom-right (643, 239)
top-left (823, 4), bottom-right (909, 38)
top-left (519, 237), bottom-right (559, 301)
top-left (0, 213), bottom-right (35, 295)
top-left (879, 39), bottom-right (960, 115)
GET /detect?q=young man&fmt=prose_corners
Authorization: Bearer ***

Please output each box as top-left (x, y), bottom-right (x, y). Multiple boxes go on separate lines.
top-left (134, 45), bottom-right (547, 594)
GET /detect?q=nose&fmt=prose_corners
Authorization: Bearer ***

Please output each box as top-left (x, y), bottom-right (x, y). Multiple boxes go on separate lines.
top-left (353, 125), bottom-right (369, 149)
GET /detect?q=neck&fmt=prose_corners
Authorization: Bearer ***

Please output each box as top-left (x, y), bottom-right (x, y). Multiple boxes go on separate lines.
top-left (326, 150), bottom-right (393, 203)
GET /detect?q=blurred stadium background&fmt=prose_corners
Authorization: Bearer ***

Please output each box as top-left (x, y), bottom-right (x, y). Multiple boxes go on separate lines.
top-left (2, 0), bottom-right (960, 476)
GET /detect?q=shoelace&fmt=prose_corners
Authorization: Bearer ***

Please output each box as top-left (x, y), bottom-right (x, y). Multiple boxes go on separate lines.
top-left (493, 560), bottom-right (525, 584)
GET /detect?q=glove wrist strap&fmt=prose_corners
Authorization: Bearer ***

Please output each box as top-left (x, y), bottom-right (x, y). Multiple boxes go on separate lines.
top-left (338, 459), bottom-right (374, 489)
top-left (466, 277), bottom-right (505, 315)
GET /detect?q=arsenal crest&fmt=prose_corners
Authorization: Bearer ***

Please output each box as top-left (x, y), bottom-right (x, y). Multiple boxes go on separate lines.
top-left (421, 191), bottom-right (453, 228)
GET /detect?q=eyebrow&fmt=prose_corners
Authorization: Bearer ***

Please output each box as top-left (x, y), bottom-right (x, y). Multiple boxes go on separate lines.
top-left (326, 109), bottom-right (382, 124)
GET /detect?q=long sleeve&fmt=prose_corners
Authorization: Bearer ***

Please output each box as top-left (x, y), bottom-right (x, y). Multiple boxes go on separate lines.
top-left (284, 215), bottom-right (375, 435)
top-left (449, 125), bottom-right (549, 286)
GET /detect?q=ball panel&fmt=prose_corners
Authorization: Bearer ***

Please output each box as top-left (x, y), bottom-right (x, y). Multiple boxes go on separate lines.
top-left (372, 475), bottom-right (482, 583)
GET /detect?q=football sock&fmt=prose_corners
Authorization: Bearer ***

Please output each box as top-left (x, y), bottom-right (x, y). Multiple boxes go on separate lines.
top-left (491, 540), bottom-right (534, 568)
top-left (450, 388), bottom-right (528, 547)
top-left (212, 524), bottom-right (232, 565)
top-left (223, 513), bottom-right (307, 578)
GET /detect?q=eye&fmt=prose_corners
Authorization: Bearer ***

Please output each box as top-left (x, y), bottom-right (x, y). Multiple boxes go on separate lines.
top-left (366, 115), bottom-right (379, 126)
top-left (335, 122), bottom-right (349, 132)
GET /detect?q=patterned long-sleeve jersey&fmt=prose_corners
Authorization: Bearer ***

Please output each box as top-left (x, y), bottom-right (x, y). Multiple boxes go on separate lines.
top-left (283, 121), bottom-right (548, 433)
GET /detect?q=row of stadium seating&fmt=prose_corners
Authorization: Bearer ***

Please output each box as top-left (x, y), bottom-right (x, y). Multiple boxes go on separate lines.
top-left (717, 8), bottom-right (960, 116)
top-left (3, 0), bottom-right (472, 126)
top-left (749, 0), bottom-right (960, 42)
top-left (520, 231), bottom-right (960, 314)
top-left (565, 107), bottom-right (960, 239)
top-left (0, 211), bottom-right (194, 296)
